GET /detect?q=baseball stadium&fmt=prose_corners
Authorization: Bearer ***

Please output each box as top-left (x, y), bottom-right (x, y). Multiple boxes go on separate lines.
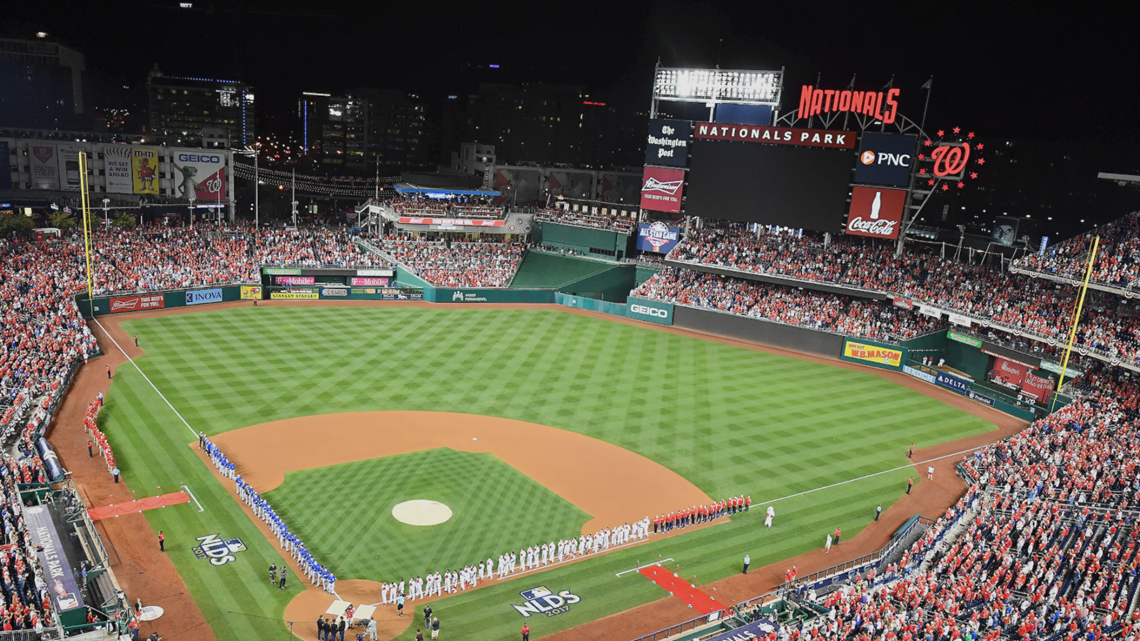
top-left (3, 65), bottom-right (1140, 641)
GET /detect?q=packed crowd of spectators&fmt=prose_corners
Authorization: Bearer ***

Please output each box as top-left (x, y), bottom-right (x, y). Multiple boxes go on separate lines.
top-left (1014, 212), bottom-right (1140, 291)
top-left (379, 236), bottom-right (524, 287)
top-left (534, 207), bottom-right (638, 233)
top-left (390, 196), bottom-right (503, 220)
top-left (0, 456), bottom-right (53, 634)
top-left (632, 268), bottom-right (945, 342)
top-left (667, 221), bottom-right (1140, 365)
top-left (785, 387), bottom-right (1140, 640)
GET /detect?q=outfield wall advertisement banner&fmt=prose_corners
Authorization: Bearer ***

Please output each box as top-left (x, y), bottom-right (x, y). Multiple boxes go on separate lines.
top-left (842, 339), bottom-right (903, 369)
top-left (25, 506), bottom-right (84, 612)
top-left (904, 365), bottom-right (936, 384)
top-left (276, 276), bottom-right (315, 285)
top-left (948, 330), bottom-right (982, 347)
top-left (639, 166), bottom-right (685, 214)
top-left (263, 268), bottom-right (302, 276)
top-left (356, 269), bottom-right (395, 277)
top-left (350, 277), bottom-right (389, 286)
top-left (30, 144), bottom-right (59, 190)
top-left (936, 371), bottom-right (971, 394)
top-left (1022, 370), bottom-right (1056, 400)
top-left (131, 148), bottom-right (160, 195)
top-left (110, 294), bottom-right (164, 313)
top-left (103, 145), bottom-right (133, 194)
top-left (186, 289), bottom-right (223, 306)
top-left (991, 356), bottom-right (1027, 387)
top-left (172, 149), bottom-right (226, 201)
top-left (240, 286), bottom-right (263, 300)
top-left (636, 222), bottom-right (681, 254)
top-left (965, 389), bottom-right (996, 407)
top-left (704, 619), bottom-right (777, 641)
top-left (320, 288), bottom-right (349, 297)
top-left (626, 298), bottom-right (674, 325)
top-left (271, 292), bottom-right (319, 300)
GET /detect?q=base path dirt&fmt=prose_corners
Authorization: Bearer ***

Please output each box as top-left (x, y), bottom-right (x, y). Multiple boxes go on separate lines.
top-left (79, 299), bottom-right (1030, 641)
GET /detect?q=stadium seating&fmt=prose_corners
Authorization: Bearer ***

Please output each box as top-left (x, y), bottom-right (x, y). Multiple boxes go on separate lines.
top-left (378, 236), bottom-right (524, 287)
top-left (534, 208), bottom-right (638, 233)
top-left (632, 268), bottom-right (945, 343)
top-left (391, 197), bottom-right (503, 220)
top-left (1014, 212), bottom-right (1140, 292)
top-left (663, 221), bottom-right (1140, 366)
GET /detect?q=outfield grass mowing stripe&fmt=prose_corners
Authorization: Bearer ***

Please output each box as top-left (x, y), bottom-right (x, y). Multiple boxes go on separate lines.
top-left (101, 306), bottom-right (997, 641)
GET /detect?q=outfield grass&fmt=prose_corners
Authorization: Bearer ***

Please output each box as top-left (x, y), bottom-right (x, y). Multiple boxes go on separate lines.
top-left (100, 306), bottom-right (995, 641)
top-left (265, 449), bottom-right (591, 580)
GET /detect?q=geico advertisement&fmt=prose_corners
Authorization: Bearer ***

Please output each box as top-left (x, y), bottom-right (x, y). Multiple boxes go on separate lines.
top-left (172, 149), bottom-right (227, 201)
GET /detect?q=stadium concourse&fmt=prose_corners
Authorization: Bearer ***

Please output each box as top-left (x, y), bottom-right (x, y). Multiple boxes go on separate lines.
top-left (5, 208), bottom-right (1140, 640)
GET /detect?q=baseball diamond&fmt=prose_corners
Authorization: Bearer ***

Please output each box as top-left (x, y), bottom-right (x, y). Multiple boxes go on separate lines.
top-left (75, 301), bottom-right (1009, 641)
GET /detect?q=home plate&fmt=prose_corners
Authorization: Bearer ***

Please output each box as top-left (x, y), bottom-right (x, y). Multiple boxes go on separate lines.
top-left (392, 500), bottom-right (453, 526)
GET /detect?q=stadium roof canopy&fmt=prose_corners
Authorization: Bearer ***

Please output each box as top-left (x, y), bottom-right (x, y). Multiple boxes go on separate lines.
top-left (392, 183), bottom-right (500, 197)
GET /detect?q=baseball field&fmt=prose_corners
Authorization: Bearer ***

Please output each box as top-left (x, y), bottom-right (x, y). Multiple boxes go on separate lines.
top-left (92, 303), bottom-right (997, 641)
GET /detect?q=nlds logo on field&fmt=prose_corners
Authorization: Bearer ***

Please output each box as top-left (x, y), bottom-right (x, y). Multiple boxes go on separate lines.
top-left (193, 534), bottom-right (246, 566)
top-left (512, 586), bottom-right (581, 618)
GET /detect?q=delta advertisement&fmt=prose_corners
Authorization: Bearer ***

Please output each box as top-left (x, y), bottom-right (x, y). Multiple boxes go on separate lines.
top-left (639, 166), bottom-right (685, 214)
top-left (57, 144), bottom-right (86, 191)
top-left (131, 148), bottom-right (160, 195)
top-left (645, 119), bottom-right (693, 167)
top-left (842, 340), bottom-right (903, 369)
top-left (991, 356), bottom-right (1027, 387)
top-left (240, 286), bottom-right (263, 300)
top-left (30, 144), bottom-right (59, 190)
top-left (186, 289), bottom-right (223, 306)
top-left (846, 186), bottom-right (905, 240)
top-left (854, 132), bottom-right (917, 187)
top-left (25, 506), bottom-right (84, 612)
top-left (936, 371), bottom-right (971, 394)
top-left (636, 222), bottom-right (681, 254)
top-left (172, 149), bottom-right (227, 201)
top-left (110, 294), bottom-right (165, 314)
top-left (103, 145), bottom-right (134, 194)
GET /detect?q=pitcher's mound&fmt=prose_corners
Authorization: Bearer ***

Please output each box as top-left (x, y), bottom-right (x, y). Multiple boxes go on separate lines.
top-left (392, 500), bottom-right (452, 526)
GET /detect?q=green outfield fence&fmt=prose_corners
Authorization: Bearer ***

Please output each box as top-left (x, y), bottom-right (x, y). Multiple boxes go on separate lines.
top-left (555, 293), bottom-right (675, 325)
top-left (76, 284), bottom-right (253, 317)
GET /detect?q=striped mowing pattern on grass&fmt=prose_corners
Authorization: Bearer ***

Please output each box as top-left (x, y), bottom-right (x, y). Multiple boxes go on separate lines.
top-left (264, 449), bottom-right (591, 581)
top-left (100, 306), bottom-right (994, 641)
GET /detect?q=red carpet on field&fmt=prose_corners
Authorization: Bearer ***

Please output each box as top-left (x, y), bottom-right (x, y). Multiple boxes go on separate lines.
top-left (639, 565), bottom-right (725, 615)
top-left (87, 492), bottom-right (190, 520)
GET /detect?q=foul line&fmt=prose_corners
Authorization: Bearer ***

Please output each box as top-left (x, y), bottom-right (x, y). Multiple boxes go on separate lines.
top-left (94, 319), bottom-right (199, 439)
top-left (181, 484), bottom-right (205, 513)
top-left (616, 558), bottom-right (674, 578)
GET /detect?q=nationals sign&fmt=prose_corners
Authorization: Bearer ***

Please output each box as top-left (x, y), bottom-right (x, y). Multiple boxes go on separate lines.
top-left (695, 123), bottom-right (855, 149)
top-left (110, 294), bottom-right (164, 313)
top-left (846, 186), bottom-right (906, 240)
top-left (640, 166), bottom-right (685, 214)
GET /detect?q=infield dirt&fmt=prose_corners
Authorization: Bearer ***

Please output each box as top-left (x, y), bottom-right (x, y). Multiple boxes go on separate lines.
top-left (48, 300), bottom-right (1026, 641)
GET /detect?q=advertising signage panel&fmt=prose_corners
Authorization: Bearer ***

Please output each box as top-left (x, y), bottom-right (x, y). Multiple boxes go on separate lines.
top-left (639, 166), bottom-right (685, 214)
top-left (855, 133), bottom-right (917, 187)
top-left (846, 187), bottom-right (906, 240)
top-left (645, 119), bottom-right (692, 167)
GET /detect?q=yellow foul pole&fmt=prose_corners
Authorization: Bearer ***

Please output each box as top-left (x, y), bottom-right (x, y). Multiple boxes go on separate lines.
top-left (1051, 235), bottom-right (1099, 412)
top-left (78, 152), bottom-right (95, 312)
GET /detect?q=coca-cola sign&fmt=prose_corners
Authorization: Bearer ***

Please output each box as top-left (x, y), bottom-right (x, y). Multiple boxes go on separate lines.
top-left (846, 186), bottom-right (905, 240)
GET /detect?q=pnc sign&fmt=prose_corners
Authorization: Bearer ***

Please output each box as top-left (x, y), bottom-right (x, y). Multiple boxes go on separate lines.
top-left (855, 133), bottom-right (917, 187)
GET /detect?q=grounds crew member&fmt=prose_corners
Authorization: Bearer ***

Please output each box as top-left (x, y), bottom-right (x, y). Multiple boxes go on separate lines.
top-left (521, 623), bottom-right (530, 641)
top-left (158, 531), bottom-right (164, 552)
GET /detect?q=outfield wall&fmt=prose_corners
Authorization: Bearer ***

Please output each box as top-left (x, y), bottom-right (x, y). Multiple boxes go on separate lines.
top-left (534, 222), bottom-right (633, 260)
top-left (671, 305), bottom-right (844, 358)
top-left (78, 285), bottom-right (255, 316)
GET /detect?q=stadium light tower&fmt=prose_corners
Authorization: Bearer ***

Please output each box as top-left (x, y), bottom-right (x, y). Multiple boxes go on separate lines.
top-left (650, 65), bottom-right (784, 120)
top-left (238, 143), bottom-right (261, 230)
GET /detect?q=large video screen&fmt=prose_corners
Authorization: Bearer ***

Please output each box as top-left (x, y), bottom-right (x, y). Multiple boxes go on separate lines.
top-left (685, 140), bottom-right (853, 231)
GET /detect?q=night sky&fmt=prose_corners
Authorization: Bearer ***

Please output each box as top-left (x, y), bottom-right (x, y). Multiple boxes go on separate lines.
top-left (5, 1), bottom-right (1138, 142)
